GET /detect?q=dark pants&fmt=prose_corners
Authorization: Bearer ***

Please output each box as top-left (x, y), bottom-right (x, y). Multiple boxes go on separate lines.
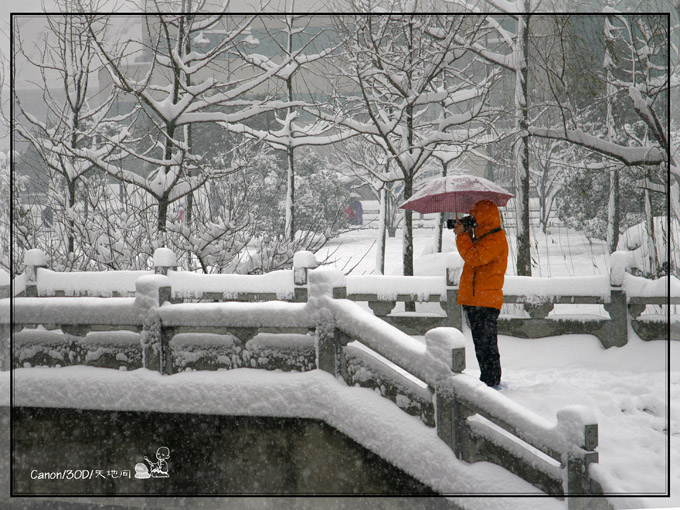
top-left (464, 306), bottom-right (502, 387)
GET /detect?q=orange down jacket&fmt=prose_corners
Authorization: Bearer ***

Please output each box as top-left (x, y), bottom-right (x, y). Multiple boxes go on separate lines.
top-left (455, 200), bottom-right (509, 310)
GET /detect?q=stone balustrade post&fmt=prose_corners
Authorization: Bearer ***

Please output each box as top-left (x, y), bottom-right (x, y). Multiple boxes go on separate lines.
top-left (557, 406), bottom-right (599, 508)
top-left (136, 275), bottom-right (172, 374)
top-left (293, 251), bottom-right (319, 302)
top-left (153, 247), bottom-right (177, 276)
top-left (425, 327), bottom-right (466, 374)
top-left (444, 266), bottom-right (463, 331)
top-left (605, 251), bottom-right (634, 348)
top-left (24, 249), bottom-right (48, 297)
top-left (435, 381), bottom-right (475, 461)
top-left (308, 268), bottom-right (348, 379)
top-left (604, 288), bottom-right (628, 348)
top-left (609, 250), bottom-right (634, 288)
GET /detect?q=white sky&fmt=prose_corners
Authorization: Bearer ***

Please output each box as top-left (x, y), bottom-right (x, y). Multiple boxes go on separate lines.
top-left (2, 1), bottom-right (61, 152)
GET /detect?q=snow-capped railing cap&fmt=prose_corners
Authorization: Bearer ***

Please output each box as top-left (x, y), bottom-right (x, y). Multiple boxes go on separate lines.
top-left (308, 268), bottom-right (347, 299)
top-left (24, 249), bottom-right (48, 267)
top-left (293, 251), bottom-right (319, 286)
top-left (425, 327), bottom-right (466, 373)
top-left (425, 327), bottom-right (465, 352)
top-left (153, 248), bottom-right (177, 268)
top-left (556, 405), bottom-right (598, 452)
top-left (135, 274), bottom-right (171, 309)
top-left (293, 251), bottom-right (319, 269)
top-left (610, 250), bottom-right (635, 287)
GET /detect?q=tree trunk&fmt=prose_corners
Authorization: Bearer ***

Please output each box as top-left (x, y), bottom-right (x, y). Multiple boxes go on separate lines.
top-left (403, 176), bottom-right (415, 312)
top-left (434, 159), bottom-right (448, 253)
top-left (158, 195), bottom-right (169, 237)
top-left (376, 187), bottom-right (387, 274)
top-left (157, 121), bottom-right (176, 235)
top-left (67, 178), bottom-right (76, 255)
top-left (607, 168), bottom-right (620, 253)
top-left (670, 178), bottom-right (680, 275)
top-left (285, 144), bottom-right (295, 242)
top-left (643, 189), bottom-right (657, 276)
top-left (402, 176), bottom-right (414, 278)
top-left (387, 194), bottom-right (397, 237)
top-left (284, 26), bottom-right (296, 243)
top-left (604, 12), bottom-right (620, 254)
top-left (514, 13), bottom-right (532, 276)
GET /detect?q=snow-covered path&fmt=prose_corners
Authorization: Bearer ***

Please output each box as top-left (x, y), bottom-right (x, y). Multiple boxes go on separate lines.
top-left (484, 334), bottom-right (676, 509)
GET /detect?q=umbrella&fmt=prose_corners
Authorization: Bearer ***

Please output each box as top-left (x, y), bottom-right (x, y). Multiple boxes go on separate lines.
top-left (399, 174), bottom-right (513, 214)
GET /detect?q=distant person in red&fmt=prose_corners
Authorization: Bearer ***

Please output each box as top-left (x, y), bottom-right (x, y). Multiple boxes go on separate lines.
top-left (346, 204), bottom-right (357, 224)
top-left (453, 200), bottom-right (508, 390)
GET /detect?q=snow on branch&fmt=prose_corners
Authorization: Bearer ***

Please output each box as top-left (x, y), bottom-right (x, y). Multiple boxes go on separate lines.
top-left (528, 126), bottom-right (666, 167)
top-left (627, 85), bottom-right (668, 152)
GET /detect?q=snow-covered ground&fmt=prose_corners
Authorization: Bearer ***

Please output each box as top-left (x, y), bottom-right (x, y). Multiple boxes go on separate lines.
top-left (318, 224), bottom-right (612, 278)
top-left (3, 225), bottom-right (677, 509)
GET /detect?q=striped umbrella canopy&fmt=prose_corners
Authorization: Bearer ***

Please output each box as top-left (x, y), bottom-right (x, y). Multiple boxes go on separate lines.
top-left (399, 174), bottom-right (513, 214)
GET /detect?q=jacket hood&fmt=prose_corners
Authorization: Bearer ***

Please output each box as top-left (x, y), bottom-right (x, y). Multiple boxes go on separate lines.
top-left (470, 200), bottom-right (501, 236)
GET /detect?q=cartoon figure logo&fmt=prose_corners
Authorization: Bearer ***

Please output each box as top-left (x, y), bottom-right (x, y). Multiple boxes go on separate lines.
top-left (135, 446), bottom-right (170, 479)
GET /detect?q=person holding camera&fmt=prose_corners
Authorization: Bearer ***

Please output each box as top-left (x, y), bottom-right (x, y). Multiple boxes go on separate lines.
top-left (452, 199), bottom-right (509, 390)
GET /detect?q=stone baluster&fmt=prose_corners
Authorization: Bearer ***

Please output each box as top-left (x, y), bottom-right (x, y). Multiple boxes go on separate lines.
top-left (136, 275), bottom-right (172, 375)
top-left (293, 251), bottom-right (319, 302)
top-left (606, 251), bottom-right (634, 348)
top-left (557, 406), bottom-right (600, 509)
top-left (435, 381), bottom-right (475, 462)
top-left (24, 249), bottom-right (48, 297)
top-left (308, 268), bottom-right (348, 379)
top-left (444, 266), bottom-right (463, 331)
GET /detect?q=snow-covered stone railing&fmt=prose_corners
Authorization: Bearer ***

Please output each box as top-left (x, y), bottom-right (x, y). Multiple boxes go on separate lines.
top-left (12, 248), bottom-right (677, 353)
top-left (15, 248), bottom-right (318, 302)
top-left (9, 273), bottom-right (317, 374)
top-left (9, 262), bottom-right (609, 504)
top-left (309, 269), bottom-right (606, 507)
top-left (344, 253), bottom-right (678, 348)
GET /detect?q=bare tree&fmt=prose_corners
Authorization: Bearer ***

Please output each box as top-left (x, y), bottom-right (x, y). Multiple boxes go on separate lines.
top-left (443, 0), bottom-right (537, 275)
top-left (529, 14), bottom-right (671, 275)
top-left (14, 13), bottom-right (119, 261)
top-left (228, 14), bottom-right (349, 242)
top-left (61, 9), bottom-right (311, 268)
top-left (329, 13), bottom-right (498, 288)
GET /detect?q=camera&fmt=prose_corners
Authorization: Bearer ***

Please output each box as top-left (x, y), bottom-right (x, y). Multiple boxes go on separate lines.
top-left (446, 215), bottom-right (477, 232)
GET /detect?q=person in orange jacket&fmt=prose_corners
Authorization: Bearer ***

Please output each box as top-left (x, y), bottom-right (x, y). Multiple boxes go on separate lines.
top-left (453, 199), bottom-right (509, 389)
